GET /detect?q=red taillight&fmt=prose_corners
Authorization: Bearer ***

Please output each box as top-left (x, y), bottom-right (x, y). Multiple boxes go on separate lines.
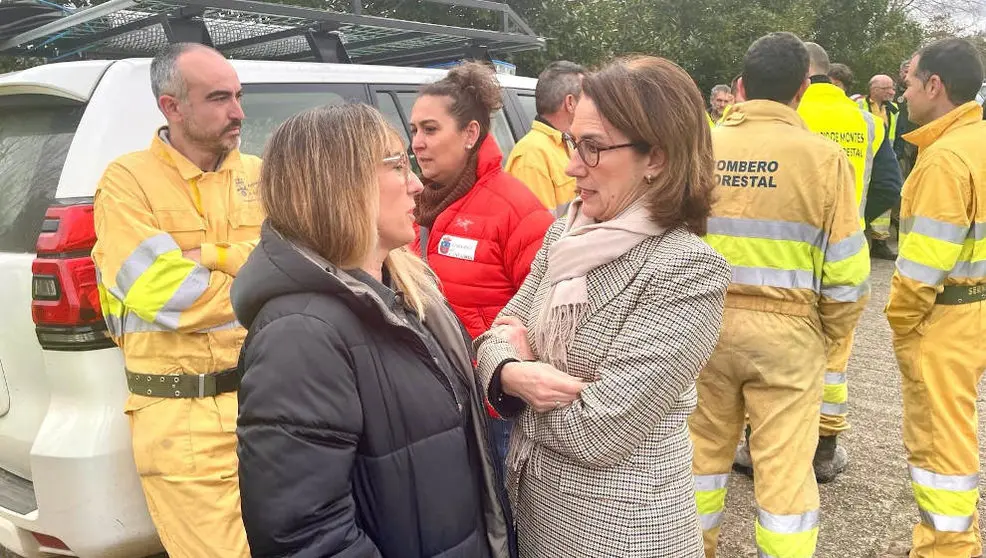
top-left (30, 531), bottom-right (71, 551)
top-left (31, 201), bottom-right (113, 351)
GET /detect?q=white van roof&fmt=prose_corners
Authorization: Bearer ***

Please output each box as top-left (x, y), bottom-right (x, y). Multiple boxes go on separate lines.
top-left (0, 58), bottom-right (538, 102)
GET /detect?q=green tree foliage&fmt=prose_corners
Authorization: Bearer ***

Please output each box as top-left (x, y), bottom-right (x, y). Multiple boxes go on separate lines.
top-left (509, 0), bottom-right (925, 96)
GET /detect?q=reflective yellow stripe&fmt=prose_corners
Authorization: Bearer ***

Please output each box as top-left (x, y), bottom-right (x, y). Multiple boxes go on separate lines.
top-left (707, 217), bottom-right (868, 296)
top-left (695, 473), bottom-right (728, 530)
top-left (705, 235), bottom-right (818, 275)
top-left (823, 372), bottom-right (848, 405)
top-left (898, 219), bottom-right (986, 284)
top-left (756, 508), bottom-right (819, 558)
top-left (910, 465), bottom-right (979, 518)
top-left (123, 250), bottom-right (208, 326)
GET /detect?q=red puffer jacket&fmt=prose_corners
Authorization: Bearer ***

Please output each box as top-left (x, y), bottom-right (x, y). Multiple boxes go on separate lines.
top-left (414, 135), bottom-right (554, 339)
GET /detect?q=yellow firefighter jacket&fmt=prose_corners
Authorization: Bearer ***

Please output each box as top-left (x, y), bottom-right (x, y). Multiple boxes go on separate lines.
top-left (799, 82), bottom-right (885, 227)
top-left (886, 101), bottom-right (986, 336)
top-left (92, 130), bottom-right (263, 411)
top-left (505, 119), bottom-right (577, 216)
top-left (707, 100), bottom-right (871, 343)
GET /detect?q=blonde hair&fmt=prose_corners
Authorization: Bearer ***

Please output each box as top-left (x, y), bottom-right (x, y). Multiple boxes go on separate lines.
top-left (260, 103), bottom-right (442, 318)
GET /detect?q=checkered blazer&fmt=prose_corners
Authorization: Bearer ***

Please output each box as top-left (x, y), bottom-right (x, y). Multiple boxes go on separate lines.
top-left (476, 220), bottom-right (730, 558)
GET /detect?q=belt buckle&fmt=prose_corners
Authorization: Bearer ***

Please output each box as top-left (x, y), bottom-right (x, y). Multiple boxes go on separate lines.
top-left (198, 374), bottom-right (206, 398)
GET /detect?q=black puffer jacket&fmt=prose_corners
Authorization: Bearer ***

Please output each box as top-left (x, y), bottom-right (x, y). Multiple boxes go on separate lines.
top-left (231, 223), bottom-right (510, 558)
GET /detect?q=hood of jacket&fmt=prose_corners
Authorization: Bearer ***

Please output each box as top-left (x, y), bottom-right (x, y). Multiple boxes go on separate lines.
top-left (231, 221), bottom-right (396, 331)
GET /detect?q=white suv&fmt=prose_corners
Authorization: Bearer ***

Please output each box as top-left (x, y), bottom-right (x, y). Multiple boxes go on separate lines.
top-left (0, 58), bottom-right (536, 557)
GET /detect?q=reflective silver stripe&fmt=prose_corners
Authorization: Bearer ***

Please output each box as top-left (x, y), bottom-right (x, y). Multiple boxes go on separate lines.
top-left (820, 281), bottom-right (870, 302)
top-left (116, 234), bottom-right (181, 294)
top-left (731, 266), bottom-right (818, 291)
top-left (757, 508), bottom-right (819, 534)
top-left (199, 320), bottom-right (241, 333)
top-left (896, 257), bottom-right (947, 286)
top-left (909, 465), bottom-right (979, 491)
top-left (700, 511), bottom-right (724, 530)
top-left (950, 259), bottom-right (986, 279)
top-left (904, 216), bottom-right (969, 244)
top-left (825, 232), bottom-right (866, 262)
top-left (919, 509), bottom-right (974, 532)
top-left (104, 314), bottom-right (122, 337)
top-left (156, 310), bottom-right (182, 330)
top-left (821, 402), bottom-right (848, 415)
top-left (159, 265), bottom-right (210, 316)
top-left (695, 474), bottom-right (730, 491)
top-left (707, 217), bottom-right (825, 247)
top-left (972, 221), bottom-right (986, 241)
top-left (859, 112), bottom-right (877, 221)
top-left (825, 372), bottom-right (846, 385)
top-left (122, 313), bottom-right (170, 334)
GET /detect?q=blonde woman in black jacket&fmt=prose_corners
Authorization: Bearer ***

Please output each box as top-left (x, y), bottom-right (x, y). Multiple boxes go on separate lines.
top-left (231, 104), bottom-right (510, 558)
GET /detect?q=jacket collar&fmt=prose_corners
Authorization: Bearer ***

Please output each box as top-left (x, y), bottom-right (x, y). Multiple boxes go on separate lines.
top-left (718, 99), bottom-right (809, 131)
top-left (802, 82), bottom-right (856, 106)
top-left (475, 134), bottom-right (504, 179)
top-left (903, 101), bottom-right (984, 149)
top-left (530, 118), bottom-right (565, 147)
top-left (150, 127), bottom-right (244, 181)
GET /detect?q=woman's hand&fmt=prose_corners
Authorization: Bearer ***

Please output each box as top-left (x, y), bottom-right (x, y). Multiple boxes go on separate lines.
top-left (492, 316), bottom-right (536, 361)
top-left (500, 361), bottom-right (584, 413)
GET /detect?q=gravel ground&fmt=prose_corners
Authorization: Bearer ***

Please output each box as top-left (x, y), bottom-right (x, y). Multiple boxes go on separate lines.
top-left (716, 258), bottom-right (986, 558)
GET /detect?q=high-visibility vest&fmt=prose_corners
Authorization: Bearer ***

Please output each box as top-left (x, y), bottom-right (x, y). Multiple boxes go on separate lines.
top-left (857, 96), bottom-right (898, 143)
top-left (801, 83), bottom-right (885, 228)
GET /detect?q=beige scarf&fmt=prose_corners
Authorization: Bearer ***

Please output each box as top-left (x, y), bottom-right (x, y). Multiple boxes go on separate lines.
top-left (532, 198), bottom-right (665, 372)
top-left (504, 198), bottom-right (665, 496)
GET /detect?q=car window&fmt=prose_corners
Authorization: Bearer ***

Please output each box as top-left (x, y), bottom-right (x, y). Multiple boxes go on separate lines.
top-left (239, 83), bottom-right (367, 156)
top-left (395, 91), bottom-right (515, 163)
top-left (0, 95), bottom-right (84, 253)
top-left (375, 92), bottom-right (410, 145)
top-left (515, 93), bottom-right (537, 129)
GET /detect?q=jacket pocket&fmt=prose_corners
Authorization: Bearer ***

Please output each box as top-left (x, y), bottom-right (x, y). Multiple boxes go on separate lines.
top-left (557, 463), bottom-right (658, 506)
top-left (156, 209), bottom-right (206, 251)
top-left (126, 398), bottom-right (195, 477)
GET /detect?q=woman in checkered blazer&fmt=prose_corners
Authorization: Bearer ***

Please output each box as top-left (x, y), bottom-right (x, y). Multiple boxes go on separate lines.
top-left (475, 56), bottom-right (730, 557)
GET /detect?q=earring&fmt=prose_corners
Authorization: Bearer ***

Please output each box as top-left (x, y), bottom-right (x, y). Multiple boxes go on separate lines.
top-left (645, 175), bottom-right (654, 184)
top-left (466, 144), bottom-right (473, 150)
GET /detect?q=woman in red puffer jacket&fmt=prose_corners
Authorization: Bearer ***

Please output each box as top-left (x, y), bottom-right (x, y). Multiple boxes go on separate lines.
top-left (410, 62), bottom-right (554, 340)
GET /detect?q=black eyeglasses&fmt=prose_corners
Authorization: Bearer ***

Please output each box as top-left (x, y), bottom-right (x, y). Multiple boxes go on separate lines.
top-left (562, 132), bottom-right (649, 168)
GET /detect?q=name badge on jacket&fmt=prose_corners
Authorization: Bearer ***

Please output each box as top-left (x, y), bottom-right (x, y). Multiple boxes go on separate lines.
top-left (437, 235), bottom-right (478, 261)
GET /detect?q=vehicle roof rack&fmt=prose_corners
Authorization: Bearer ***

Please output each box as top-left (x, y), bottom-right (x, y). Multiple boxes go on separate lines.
top-left (0, 0), bottom-right (544, 66)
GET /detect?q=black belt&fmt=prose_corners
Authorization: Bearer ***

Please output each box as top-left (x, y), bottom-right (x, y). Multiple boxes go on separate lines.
top-left (936, 284), bottom-right (986, 305)
top-left (126, 368), bottom-right (240, 398)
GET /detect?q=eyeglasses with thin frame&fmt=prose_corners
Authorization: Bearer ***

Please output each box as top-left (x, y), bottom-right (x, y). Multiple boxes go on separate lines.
top-left (561, 132), bottom-right (649, 168)
top-left (382, 151), bottom-right (412, 182)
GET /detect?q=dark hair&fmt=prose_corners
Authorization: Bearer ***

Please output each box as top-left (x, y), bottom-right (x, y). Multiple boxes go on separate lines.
top-left (828, 63), bottom-right (854, 88)
top-left (535, 60), bottom-right (585, 115)
top-left (915, 38), bottom-right (984, 105)
top-left (420, 61), bottom-right (503, 141)
top-left (742, 32), bottom-right (809, 103)
top-left (581, 56), bottom-right (715, 235)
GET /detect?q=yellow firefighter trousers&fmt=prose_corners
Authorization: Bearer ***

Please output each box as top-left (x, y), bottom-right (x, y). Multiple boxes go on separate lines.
top-left (893, 301), bottom-right (986, 558)
top-left (691, 301), bottom-right (824, 558)
top-left (820, 329), bottom-right (853, 436)
top-left (126, 391), bottom-right (248, 558)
